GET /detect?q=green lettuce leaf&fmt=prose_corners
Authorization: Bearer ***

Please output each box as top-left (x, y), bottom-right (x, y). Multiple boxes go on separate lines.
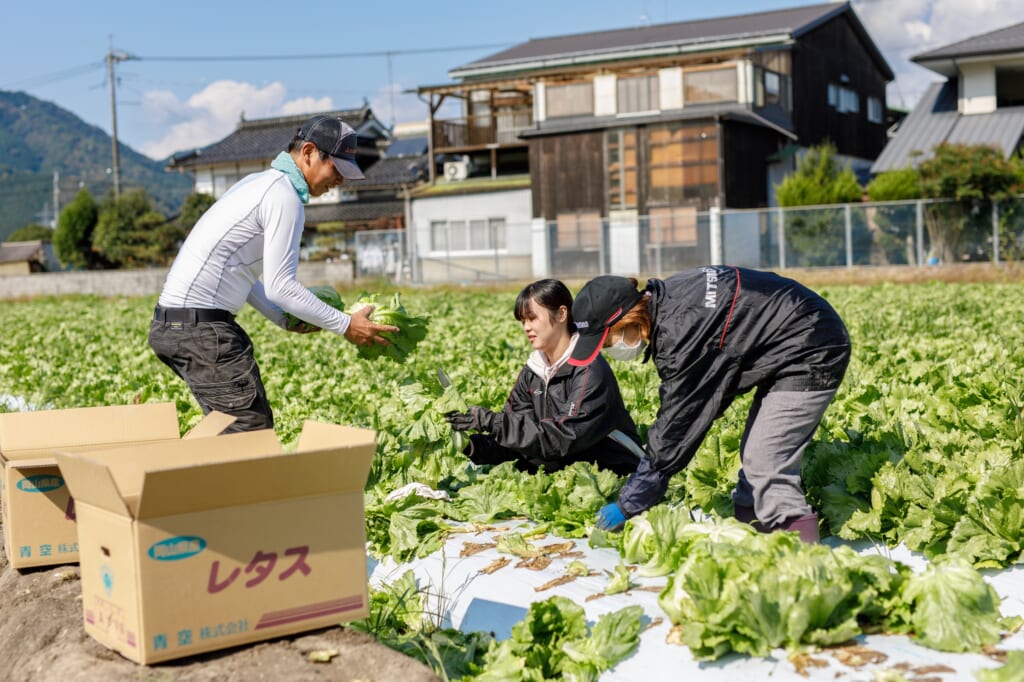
top-left (347, 291), bottom-right (430, 363)
top-left (901, 556), bottom-right (1004, 652)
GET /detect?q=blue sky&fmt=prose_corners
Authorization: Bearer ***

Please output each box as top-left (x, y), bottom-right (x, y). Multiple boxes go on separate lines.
top-left (2, 0), bottom-right (1021, 160)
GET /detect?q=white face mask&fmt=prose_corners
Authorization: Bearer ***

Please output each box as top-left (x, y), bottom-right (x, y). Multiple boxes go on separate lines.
top-left (605, 337), bottom-right (647, 362)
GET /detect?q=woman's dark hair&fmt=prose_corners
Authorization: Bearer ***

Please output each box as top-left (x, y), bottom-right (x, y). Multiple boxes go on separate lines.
top-left (514, 279), bottom-right (575, 331)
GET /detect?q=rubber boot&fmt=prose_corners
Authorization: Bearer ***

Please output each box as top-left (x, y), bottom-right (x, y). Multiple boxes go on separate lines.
top-left (733, 504), bottom-right (756, 523)
top-left (775, 512), bottom-right (820, 544)
top-left (733, 504), bottom-right (769, 533)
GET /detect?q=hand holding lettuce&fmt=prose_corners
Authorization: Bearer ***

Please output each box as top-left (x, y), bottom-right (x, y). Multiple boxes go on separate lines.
top-left (284, 286), bottom-right (429, 363)
top-left (346, 292), bottom-right (429, 363)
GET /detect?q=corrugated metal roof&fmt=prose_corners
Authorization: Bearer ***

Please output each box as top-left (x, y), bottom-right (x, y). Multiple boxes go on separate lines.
top-left (871, 81), bottom-right (1024, 173)
top-left (449, 2), bottom-right (891, 81)
top-left (947, 109), bottom-right (1024, 156)
top-left (0, 240), bottom-right (43, 264)
top-left (913, 20), bottom-right (1024, 62)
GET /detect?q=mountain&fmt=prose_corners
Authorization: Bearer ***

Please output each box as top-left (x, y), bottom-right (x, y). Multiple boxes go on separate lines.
top-left (0, 90), bottom-right (192, 241)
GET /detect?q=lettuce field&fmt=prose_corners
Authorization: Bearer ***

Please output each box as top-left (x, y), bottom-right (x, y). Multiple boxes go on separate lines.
top-left (1, 281), bottom-right (1023, 680)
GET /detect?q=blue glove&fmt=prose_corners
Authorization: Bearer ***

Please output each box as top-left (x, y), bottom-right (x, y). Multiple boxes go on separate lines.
top-left (596, 502), bottom-right (627, 531)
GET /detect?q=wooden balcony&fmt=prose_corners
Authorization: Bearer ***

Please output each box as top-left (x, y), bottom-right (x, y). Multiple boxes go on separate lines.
top-left (431, 108), bottom-right (533, 151)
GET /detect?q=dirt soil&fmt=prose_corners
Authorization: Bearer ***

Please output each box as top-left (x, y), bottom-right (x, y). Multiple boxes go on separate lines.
top-left (0, 535), bottom-right (440, 682)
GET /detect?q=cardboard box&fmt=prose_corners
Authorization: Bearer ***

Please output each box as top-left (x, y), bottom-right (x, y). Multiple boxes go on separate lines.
top-left (55, 420), bottom-right (376, 664)
top-left (0, 403), bottom-right (235, 570)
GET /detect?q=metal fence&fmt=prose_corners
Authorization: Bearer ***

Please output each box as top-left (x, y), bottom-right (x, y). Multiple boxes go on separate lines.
top-left (353, 229), bottom-right (409, 282)
top-left (343, 197), bottom-right (1024, 285)
top-left (722, 197), bottom-right (1024, 269)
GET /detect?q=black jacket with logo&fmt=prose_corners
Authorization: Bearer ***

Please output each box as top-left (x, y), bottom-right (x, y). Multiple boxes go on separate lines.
top-left (617, 266), bottom-right (851, 516)
top-left (470, 352), bottom-right (641, 476)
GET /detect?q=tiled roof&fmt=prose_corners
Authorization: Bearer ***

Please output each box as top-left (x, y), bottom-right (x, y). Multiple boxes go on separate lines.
top-left (871, 81), bottom-right (1024, 173)
top-left (168, 108), bottom-right (381, 169)
top-left (913, 20), bottom-right (1024, 62)
top-left (304, 200), bottom-right (405, 224)
top-left (449, 2), bottom-right (891, 81)
top-left (357, 156), bottom-right (427, 189)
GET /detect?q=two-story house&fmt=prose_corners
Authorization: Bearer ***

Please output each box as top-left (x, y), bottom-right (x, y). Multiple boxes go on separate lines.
top-left (412, 1), bottom-right (892, 281)
top-left (871, 20), bottom-right (1024, 173)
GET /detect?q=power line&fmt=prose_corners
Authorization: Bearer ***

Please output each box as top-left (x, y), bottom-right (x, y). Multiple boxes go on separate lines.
top-left (135, 43), bottom-right (511, 62)
top-left (1, 61), bottom-right (105, 90)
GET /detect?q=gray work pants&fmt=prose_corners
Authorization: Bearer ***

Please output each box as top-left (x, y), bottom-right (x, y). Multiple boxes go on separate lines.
top-left (731, 387), bottom-right (837, 527)
top-left (149, 318), bottom-right (274, 433)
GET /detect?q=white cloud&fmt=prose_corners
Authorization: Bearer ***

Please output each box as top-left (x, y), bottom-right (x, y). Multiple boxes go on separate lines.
top-left (138, 80), bottom-right (336, 160)
top-left (854, 0), bottom-right (1024, 110)
top-left (280, 97), bottom-right (335, 116)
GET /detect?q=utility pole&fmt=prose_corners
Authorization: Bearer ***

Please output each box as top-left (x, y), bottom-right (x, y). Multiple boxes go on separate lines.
top-left (52, 170), bottom-right (60, 228)
top-left (386, 52), bottom-right (396, 130)
top-left (106, 39), bottom-right (135, 199)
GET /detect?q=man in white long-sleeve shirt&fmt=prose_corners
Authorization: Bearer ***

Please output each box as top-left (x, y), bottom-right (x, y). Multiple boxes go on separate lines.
top-left (150, 115), bottom-right (398, 432)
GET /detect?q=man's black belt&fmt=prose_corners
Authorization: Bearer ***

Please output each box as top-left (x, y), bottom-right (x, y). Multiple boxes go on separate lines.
top-left (154, 306), bottom-right (235, 324)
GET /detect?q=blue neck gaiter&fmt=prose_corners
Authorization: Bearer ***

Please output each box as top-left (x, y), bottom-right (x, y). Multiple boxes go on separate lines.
top-left (271, 151), bottom-right (310, 203)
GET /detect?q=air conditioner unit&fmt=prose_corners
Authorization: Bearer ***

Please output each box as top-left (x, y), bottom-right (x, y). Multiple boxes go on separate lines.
top-left (443, 159), bottom-right (470, 181)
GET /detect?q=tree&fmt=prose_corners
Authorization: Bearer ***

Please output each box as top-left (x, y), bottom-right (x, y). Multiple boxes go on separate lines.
top-left (917, 144), bottom-right (1024, 263)
top-left (864, 168), bottom-right (923, 265)
top-left (7, 223), bottom-right (54, 242)
top-left (866, 167), bottom-right (922, 202)
top-left (775, 143), bottom-right (864, 266)
top-left (92, 189), bottom-right (181, 268)
top-left (176, 192), bottom-right (216, 233)
top-left (53, 188), bottom-right (100, 269)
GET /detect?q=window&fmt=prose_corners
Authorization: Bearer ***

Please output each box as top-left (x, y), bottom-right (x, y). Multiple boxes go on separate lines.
top-left (647, 123), bottom-right (718, 205)
top-left (617, 75), bottom-right (659, 114)
top-left (829, 84), bottom-right (860, 114)
top-left (648, 206), bottom-right (698, 246)
top-left (683, 67), bottom-right (738, 104)
top-left (607, 129), bottom-right (639, 209)
top-left (430, 218), bottom-right (506, 253)
top-left (997, 67), bottom-right (1024, 107)
top-left (755, 68), bottom-right (791, 111)
top-left (546, 82), bottom-right (594, 118)
top-left (213, 173), bottom-right (240, 198)
top-left (867, 96), bottom-right (883, 124)
top-left (555, 212), bottom-right (601, 250)
top-left (840, 88), bottom-right (860, 114)
top-left (430, 220), bottom-right (448, 252)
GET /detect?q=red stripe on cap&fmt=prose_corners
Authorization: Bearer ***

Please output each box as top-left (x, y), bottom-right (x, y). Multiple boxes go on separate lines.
top-left (604, 307), bottom-right (623, 325)
top-left (568, 326), bottom-right (610, 367)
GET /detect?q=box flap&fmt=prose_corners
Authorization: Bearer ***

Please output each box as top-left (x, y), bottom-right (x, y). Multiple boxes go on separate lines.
top-left (76, 429), bottom-right (283, 511)
top-left (136, 427), bottom-right (376, 518)
top-left (182, 411), bottom-right (237, 440)
top-left (296, 421), bottom-right (376, 485)
top-left (1, 457), bottom-right (62, 471)
top-left (0, 403), bottom-right (180, 461)
top-left (54, 451), bottom-right (131, 517)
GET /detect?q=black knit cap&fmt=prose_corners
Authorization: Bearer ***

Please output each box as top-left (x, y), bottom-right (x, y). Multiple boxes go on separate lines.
top-left (568, 276), bottom-right (643, 366)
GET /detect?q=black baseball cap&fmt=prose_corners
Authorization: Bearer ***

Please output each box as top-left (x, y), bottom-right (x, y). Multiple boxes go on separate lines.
top-left (296, 115), bottom-right (365, 180)
top-left (568, 276), bottom-right (644, 366)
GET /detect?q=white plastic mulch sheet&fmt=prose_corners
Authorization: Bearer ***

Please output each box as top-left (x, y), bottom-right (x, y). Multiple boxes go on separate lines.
top-left (368, 520), bottom-right (1024, 681)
